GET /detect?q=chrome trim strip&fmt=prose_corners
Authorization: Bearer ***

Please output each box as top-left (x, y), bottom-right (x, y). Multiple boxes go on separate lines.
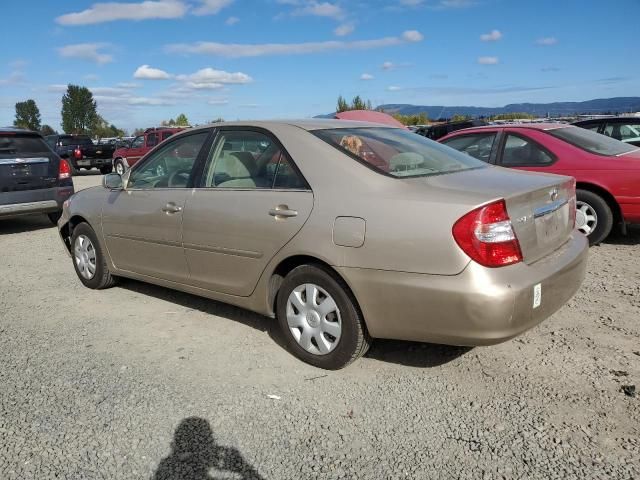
top-left (106, 233), bottom-right (182, 248)
top-left (534, 199), bottom-right (568, 218)
top-left (0, 157), bottom-right (49, 165)
top-left (0, 200), bottom-right (59, 215)
top-left (183, 243), bottom-right (263, 259)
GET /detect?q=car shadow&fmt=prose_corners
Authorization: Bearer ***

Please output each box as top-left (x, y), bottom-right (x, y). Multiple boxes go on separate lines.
top-left (603, 225), bottom-right (640, 246)
top-left (118, 278), bottom-right (471, 369)
top-left (73, 168), bottom-right (103, 176)
top-left (0, 215), bottom-right (53, 234)
top-left (366, 340), bottom-right (472, 368)
top-left (153, 417), bottom-right (265, 480)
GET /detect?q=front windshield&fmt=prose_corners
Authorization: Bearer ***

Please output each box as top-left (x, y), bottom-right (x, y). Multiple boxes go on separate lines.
top-left (547, 126), bottom-right (638, 156)
top-left (313, 127), bottom-right (486, 178)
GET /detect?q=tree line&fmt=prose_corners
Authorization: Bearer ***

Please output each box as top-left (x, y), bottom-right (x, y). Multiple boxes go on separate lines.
top-left (13, 84), bottom-right (195, 139)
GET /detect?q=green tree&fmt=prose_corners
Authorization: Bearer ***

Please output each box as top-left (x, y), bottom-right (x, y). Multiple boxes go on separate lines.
top-left (91, 115), bottom-right (125, 139)
top-left (14, 99), bottom-right (42, 131)
top-left (40, 124), bottom-right (56, 136)
top-left (336, 95), bottom-right (349, 113)
top-left (174, 113), bottom-right (190, 126)
top-left (451, 114), bottom-right (471, 122)
top-left (490, 112), bottom-right (536, 121)
top-left (133, 128), bottom-right (145, 136)
top-left (392, 112), bottom-right (428, 126)
top-left (351, 95), bottom-right (367, 110)
top-left (61, 85), bottom-right (98, 134)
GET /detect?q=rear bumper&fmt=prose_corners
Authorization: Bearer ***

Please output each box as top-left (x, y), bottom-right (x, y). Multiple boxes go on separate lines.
top-left (71, 157), bottom-right (111, 168)
top-left (338, 231), bottom-right (588, 346)
top-left (0, 186), bottom-right (74, 219)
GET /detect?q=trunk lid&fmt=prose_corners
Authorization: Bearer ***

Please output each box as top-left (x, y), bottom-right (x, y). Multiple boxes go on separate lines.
top-left (417, 166), bottom-right (575, 264)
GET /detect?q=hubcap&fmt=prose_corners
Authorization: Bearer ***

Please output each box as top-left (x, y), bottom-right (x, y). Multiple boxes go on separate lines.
top-left (286, 283), bottom-right (342, 356)
top-left (575, 201), bottom-right (598, 236)
top-left (74, 234), bottom-right (97, 280)
top-left (115, 162), bottom-right (124, 175)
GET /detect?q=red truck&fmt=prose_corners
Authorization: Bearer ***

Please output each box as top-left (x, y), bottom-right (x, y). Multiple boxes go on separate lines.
top-left (112, 127), bottom-right (184, 175)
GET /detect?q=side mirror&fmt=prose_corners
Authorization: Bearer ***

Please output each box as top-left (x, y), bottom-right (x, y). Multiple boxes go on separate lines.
top-left (103, 173), bottom-right (124, 190)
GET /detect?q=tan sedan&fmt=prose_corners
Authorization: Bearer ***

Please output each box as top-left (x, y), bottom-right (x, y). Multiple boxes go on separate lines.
top-left (58, 120), bottom-right (588, 369)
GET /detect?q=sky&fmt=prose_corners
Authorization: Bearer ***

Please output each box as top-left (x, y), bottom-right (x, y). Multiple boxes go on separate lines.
top-left (1, 0), bottom-right (638, 132)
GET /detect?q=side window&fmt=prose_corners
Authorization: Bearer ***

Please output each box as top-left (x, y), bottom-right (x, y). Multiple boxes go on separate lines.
top-left (442, 133), bottom-right (496, 162)
top-left (202, 130), bottom-right (305, 189)
top-left (131, 136), bottom-right (144, 148)
top-left (582, 124), bottom-right (601, 132)
top-left (146, 133), bottom-right (158, 148)
top-left (605, 123), bottom-right (640, 142)
top-left (45, 136), bottom-right (56, 148)
top-left (128, 132), bottom-right (208, 189)
top-left (501, 134), bottom-right (554, 167)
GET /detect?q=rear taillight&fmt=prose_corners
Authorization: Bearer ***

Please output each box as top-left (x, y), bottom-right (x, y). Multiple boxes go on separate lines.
top-left (452, 199), bottom-right (523, 268)
top-left (59, 158), bottom-right (72, 179)
top-left (74, 148), bottom-right (82, 159)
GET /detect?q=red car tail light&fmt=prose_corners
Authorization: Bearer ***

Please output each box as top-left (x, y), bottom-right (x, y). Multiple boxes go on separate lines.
top-left (74, 148), bottom-right (82, 159)
top-left (452, 199), bottom-right (523, 268)
top-left (59, 158), bottom-right (72, 179)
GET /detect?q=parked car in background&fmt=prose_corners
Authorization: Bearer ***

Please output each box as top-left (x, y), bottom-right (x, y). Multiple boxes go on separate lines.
top-left (416, 119), bottom-right (488, 141)
top-left (45, 134), bottom-right (115, 174)
top-left (440, 124), bottom-right (640, 244)
top-left (1, 127), bottom-right (74, 224)
top-left (112, 127), bottom-right (183, 175)
top-left (58, 120), bottom-right (587, 369)
top-left (573, 117), bottom-right (640, 147)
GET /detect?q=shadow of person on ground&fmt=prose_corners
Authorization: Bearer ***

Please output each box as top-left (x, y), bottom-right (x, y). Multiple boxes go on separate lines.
top-left (153, 417), bottom-right (265, 480)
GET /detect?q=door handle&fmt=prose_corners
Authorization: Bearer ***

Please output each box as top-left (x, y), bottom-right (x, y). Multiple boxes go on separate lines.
top-left (162, 202), bottom-right (183, 214)
top-left (269, 205), bottom-right (298, 218)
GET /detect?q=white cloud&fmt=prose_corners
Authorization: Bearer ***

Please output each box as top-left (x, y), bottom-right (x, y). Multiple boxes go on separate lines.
top-left (47, 84), bottom-right (68, 93)
top-left (84, 74), bottom-right (100, 82)
top-left (193, 0), bottom-right (234, 16)
top-left (360, 73), bottom-right (374, 80)
top-left (382, 61), bottom-right (395, 70)
top-left (477, 56), bottom-right (499, 65)
top-left (402, 30), bottom-right (423, 42)
top-left (134, 64), bottom-right (172, 79)
top-left (334, 23), bottom-right (354, 36)
top-left (0, 71), bottom-right (25, 86)
top-left (399, 0), bottom-right (423, 5)
top-left (166, 30), bottom-right (424, 57)
top-left (225, 16), bottom-right (239, 25)
top-left (536, 37), bottom-right (558, 46)
top-left (176, 67), bottom-right (252, 89)
top-left (480, 29), bottom-right (502, 41)
top-left (207, 97), bottom-right (229, 105)
top-left (56, 0), bottom-right (187, 25)
top-left (57, 43), bottom-right (113, 64)
top-left (387, 85), bottom-right (402, 91)
top-left (291, 2), bottom-right (344, 20)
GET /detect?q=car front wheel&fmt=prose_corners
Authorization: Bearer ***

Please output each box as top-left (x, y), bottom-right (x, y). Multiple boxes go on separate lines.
top-left (71, 222), bottom-right (117, 289)
top-left (576, 189), bottom-right (613, 245)
top-left (276, 265), bottom-right (370, 369)
top-left (114, 159), bottom-right (126, 175)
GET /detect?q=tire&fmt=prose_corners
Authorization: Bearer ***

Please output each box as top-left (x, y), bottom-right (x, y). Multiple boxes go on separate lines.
top-left (100, 165), bottom-right (113, 175)
top-left (276, 264), bottom-right (370, 369)
top-left (47, 211), bottom-right (62, 225)
top-left (70, 222), bottom-right (117, 289)
top-left (114, 159), bottom-right (126, 175)
top-left (576, 189), bottom-right (613, 245)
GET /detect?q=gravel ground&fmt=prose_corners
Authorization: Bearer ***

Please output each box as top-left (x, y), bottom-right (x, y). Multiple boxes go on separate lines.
top-left (1, 172), bottom-right (638, 479)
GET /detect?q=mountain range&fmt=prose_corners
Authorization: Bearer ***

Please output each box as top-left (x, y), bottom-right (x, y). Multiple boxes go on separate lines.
top-left (374, 97), bottom-right (640, 119)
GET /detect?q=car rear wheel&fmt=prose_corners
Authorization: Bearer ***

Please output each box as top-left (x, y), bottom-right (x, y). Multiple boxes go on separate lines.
top-left (276, 265), bottom-right (370, 369)
top-left (576, 189), bottom-right (613, 245)
top-left (71, 222), bottom-right (117, 289)
top-left (114, 159), bottom-right (126, 175)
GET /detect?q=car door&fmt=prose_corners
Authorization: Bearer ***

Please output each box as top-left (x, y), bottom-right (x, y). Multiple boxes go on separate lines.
top-left (181, 128), bottom-right (314, 296)
top-left (496, 130), bottom-right (557, 173)
top-left (125, 135), bottom-right (146, 166)
top-left (101, 130), bottom-right (211, 283)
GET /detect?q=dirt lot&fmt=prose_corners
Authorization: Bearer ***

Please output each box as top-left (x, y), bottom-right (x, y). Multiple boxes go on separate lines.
top-left (1, 172), bottom-right (638, 479)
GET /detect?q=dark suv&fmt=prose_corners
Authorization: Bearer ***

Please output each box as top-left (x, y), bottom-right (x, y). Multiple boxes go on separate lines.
top-left (45, 134), bottom-right (115, 174)
top-left (415, 119), bottom-right (488, 141)
top-left (1, 128), bottom-right (74, 224)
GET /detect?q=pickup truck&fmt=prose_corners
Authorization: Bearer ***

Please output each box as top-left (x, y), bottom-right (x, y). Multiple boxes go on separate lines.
top-left (45, 134), bottom-right (115, 174)
top-left (112, 127), bottom-right (183, 175)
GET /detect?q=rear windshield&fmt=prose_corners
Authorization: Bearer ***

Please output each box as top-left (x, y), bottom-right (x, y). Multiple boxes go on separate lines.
top-left (313, 127), bottom-right (485, 178)
top-left (0, 134), bottom-right (51, 156)
top-left (60, 136), bottom-right (93, 146)
top-left (547, 126), bottom-right (638, 156)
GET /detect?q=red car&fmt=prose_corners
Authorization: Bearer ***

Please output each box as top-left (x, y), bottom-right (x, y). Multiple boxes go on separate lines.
top-left (112, 127), bottom-right (184, 175)
top-left (439, 123), bottom-right (640, 244)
